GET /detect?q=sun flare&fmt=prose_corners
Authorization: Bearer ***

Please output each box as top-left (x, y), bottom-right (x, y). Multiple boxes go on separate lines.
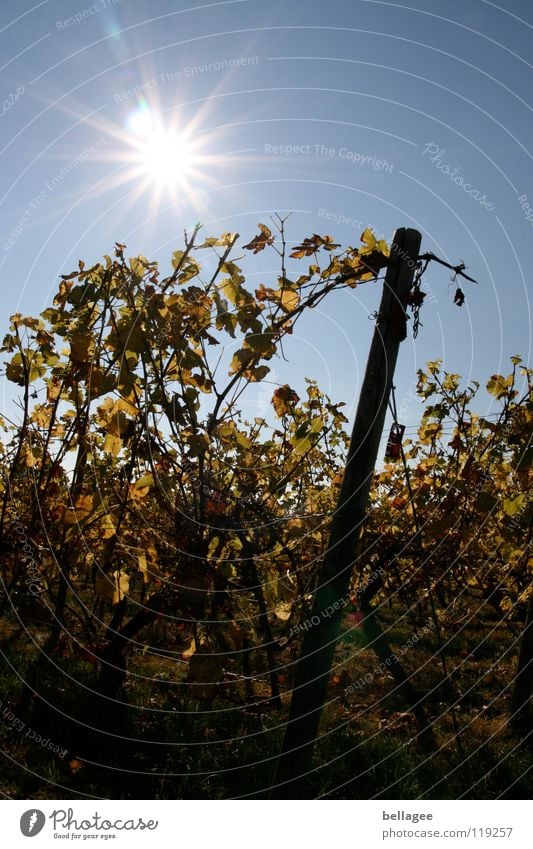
top-left (84, 97), bottom-right (222, 225)
top-left (138, 129), bottom-right (194, 187)
top-left (121, 102), bottom-right (204, 199)
top-left (124, 102), bottom-right (197, 191)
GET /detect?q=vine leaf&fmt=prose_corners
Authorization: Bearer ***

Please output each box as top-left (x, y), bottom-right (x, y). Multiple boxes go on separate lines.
top-left (242, 223), bottom-right (274, 253)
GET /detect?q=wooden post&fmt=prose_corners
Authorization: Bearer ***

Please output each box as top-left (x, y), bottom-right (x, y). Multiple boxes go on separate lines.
top-left (510, 593), bottom-right (533, 734)
top-left (271, 227), bottom-right (422, 798)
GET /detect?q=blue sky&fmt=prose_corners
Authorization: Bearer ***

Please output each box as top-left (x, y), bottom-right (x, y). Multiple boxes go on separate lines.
top-left (1, 0), bottom-right (531, 438)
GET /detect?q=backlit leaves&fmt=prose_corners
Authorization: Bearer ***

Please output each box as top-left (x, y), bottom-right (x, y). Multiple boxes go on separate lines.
top-left (63, 494), bottom-right (94, 526)
top-left (242, 223), bottom-right (275, 253)
top-left (103, 433), bottom-right (122, 456)
top-left (272, 384), bottom-right (300, 418)
top-left (6, 351), bottom-right (48, 384)
top-left (129, 474), bottom-right (154, 501)
top-left (196, 232), bottom-right (237, 249)
top-left (503, 493), bottom-right (527, 517)
top-left (487, 373), bottom-right (514, 399)
top-left (418, 422), bottom-right (443, 445)
top-left (290, 234), bottom-right (339, 258)
top-left (371, 356), bottom-right (533, 621)
top-left (4, 220), bottom-right (530, 721)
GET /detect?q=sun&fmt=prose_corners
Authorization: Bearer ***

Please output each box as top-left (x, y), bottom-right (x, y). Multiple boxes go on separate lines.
top-left (137, 128), bottom-right (194, 187)
top-left (126, 103), bottom-right (196, 189)
top-left (85, 98), bottom-right (221, 224)
top-left (122, 101), bottom-right (201, 197)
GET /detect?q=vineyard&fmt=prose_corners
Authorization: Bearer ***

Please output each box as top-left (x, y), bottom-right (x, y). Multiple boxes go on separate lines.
top-left (0, 224), bottom-right (531, 799)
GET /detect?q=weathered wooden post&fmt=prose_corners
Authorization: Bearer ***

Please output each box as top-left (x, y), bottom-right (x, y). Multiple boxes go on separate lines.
top-left (271, 227), bottom-right (422, 798)
top-left (510, 593), bottom-right (533, 734)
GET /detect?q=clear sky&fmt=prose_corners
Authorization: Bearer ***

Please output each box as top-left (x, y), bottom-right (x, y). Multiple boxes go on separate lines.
top-left (1, 0), bottom-right (531, 439)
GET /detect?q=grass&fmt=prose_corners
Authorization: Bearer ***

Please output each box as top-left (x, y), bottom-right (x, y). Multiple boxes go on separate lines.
top-left (0, 608), bottom-right (530, 799)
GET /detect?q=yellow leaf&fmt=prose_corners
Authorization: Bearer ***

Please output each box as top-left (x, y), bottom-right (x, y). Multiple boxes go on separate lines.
top-left (63, 494), bottom-right (94, 525)
top-left (137, 553), bottom-right (149, 582)
top-left (220, 276), bottom-right (242, 305)
top-left (235, 430), bottom-right (252, 450)
top-left (419, 422), bottom-right (443, 445)
top-left (291, 434), bottom-right (312, 455)
top-left (427, 359), bottom-right (442, 376)
top-left (99, 514), bottom-right (116, 539)
top-left (243, 332), bottom-right (276, 357)
top-left (181, 637), bottom-right (196, 660)
top-left (249, 365), bottom-right (270, 382)
top-left (197, 233), bottom-right (236, 248)
top-left (360, 227), bottom-right (378, 251)
top-left (87, 367), bottom-right (116, 398)
top-left (46, 378), bottom-right (62, 402)
top-left (487, 374), bottom-right (512, 399)
top-left (229, 348), bottom-right (254, 375)
top-left (242, 224), bottom-right (274, 254)
top-left (116, 396), bottom-right (139, 417)
top-left (103, 433), bottom-right (122, 456)
top-left (21, 444), bottom-right (38, 468)
top-left (129, 255), bottom-right (148, 277)
top-left (359, 228), bottom-right (389, 257)
top-left (279, 287), bottom-right (299, 312)
top-left (503, 493), bottom-right (526, 516)
top-left (129, 473), bottom-right (154, 501)
top-left (274, 601), bottom-right (292, 621)
top-left (186, 432), bottom-right (209, 457)
top-left (309, 416), bottom-right (324, 433)
top-left (129, 483), bottom-right (151, 501)
top-left (216, 422), bottom-right (236, 443)
top-left (76, 494), bottom-right (94, 513)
